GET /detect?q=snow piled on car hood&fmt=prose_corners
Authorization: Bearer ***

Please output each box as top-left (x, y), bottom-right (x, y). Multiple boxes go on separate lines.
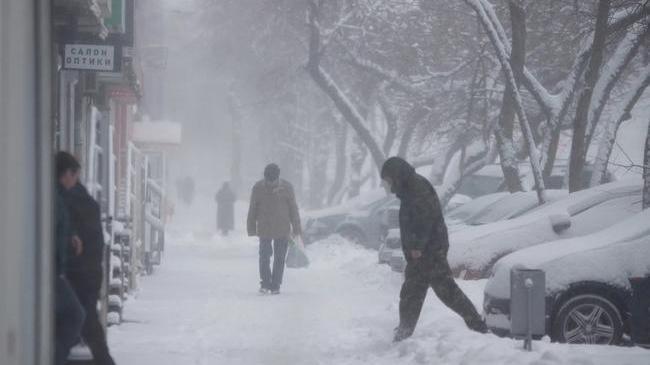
top-left (486, 209), bottom-right (650, 299)
top-left (448, 179), bottom-right (642, 270)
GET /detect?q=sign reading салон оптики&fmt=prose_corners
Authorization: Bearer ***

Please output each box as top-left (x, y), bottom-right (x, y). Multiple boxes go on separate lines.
top-left (64, 44), bottom-right (115, 71)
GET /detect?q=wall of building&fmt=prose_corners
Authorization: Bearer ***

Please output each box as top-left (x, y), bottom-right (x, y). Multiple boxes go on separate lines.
top-left (0, 0), bottom-right (52, 364)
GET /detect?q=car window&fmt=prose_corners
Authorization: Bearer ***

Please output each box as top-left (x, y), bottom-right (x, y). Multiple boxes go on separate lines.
top-left (568, 194), bottom-right (643, 237)
top-left (456, 175), bottom-right (503, 198)
top-left (546, 175), bottom-right (565, 189)
top-left (466, 193), bottom-right (538, 225)
top-left (446, 193), bottom-right (508, 222)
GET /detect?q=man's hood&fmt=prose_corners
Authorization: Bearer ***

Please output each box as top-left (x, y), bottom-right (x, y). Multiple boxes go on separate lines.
top-left (381, 157), bottom-right (416, 197)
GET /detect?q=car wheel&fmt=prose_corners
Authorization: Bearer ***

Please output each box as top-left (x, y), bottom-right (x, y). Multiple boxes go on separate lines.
top-left (552, 294), bottom-right (623, 345)
top-left (338, 227), bottom-right (366, 246)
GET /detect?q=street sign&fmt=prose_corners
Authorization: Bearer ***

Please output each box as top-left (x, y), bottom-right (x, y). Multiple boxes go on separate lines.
top-left (63, 44), bottom-right (116, 71)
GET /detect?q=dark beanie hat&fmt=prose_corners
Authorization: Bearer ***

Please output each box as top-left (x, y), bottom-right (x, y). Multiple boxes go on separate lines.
top-left (264, 163), bottom-right (280, 181)
top-left (56, 151), bottom-right (81, 178)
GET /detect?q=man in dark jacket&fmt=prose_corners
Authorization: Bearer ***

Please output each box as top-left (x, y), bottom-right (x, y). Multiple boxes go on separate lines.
top-left (215, 182), bottom-right (236, 236)
top-left (55, 153), bottom-right (85, 365)
top-left (58, 152), bottom-right (116, 365)
top-left (380, 157), bottom-right (487, 342)
top-left (247, 163), bottom-right (301, 294)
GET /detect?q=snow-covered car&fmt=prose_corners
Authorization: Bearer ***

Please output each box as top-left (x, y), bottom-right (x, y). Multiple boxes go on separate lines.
top-left (448, 179), bottom-right (643, 279)
top-left (389, 250), bottom-right (407, 273)
top-left (302, 190), bottom-right (389, 244)
top-left (335, 197), bottom-right (399, 249)
top-left (483, 209), bottom-right (650, 345)
top-left (456, 165), bottom-right (508, 198)
top-left (378, 229), bottom-right (401, 264)
top-left (450, 190), bottom-right (568, 232)
top-left (445, 193), bottom-right (472, 212)
top-left (446, 192), bottom-right (510, 226)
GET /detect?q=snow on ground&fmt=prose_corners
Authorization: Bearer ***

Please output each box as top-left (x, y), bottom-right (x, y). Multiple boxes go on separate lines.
top-left (108, 230), bottom-right (649, 365)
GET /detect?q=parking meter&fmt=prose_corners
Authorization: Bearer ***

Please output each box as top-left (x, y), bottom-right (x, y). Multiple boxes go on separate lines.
top-left (511, 268), bottom-right (546, 351)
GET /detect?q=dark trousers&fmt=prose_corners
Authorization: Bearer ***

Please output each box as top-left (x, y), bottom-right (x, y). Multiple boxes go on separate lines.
top-left (259, 238), bottom-right (289, 290)
top-left (399, 246), bottom-right (482, 335)
top-left (55, 276), bottom-right (85, 365)
top-left (67, 271), bottom-right (115, 365)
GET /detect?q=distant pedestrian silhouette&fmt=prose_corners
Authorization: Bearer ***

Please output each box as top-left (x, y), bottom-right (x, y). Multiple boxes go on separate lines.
top-left (215, 182), bottom-right (236, 236)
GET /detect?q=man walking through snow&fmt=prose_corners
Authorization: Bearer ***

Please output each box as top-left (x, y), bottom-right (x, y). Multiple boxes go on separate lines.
top-left (380, 157), bottom-right (487, 342)
top-left (58, 151), bottom-right (116, 364)
top-left (247, 163), bottom-right (302, 294)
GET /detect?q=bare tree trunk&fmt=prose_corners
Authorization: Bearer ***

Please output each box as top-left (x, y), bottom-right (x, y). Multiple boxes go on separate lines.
top-left (495, 0), bottom-right (526, 192)
top-left (543, 125), bottom-right (562, 182)
top-left (377, 89), bottom-right (398, 155)
top-left (438, 139), bottom-right (498, 207)
top-left (465, 0), bottom-right (547, 204)
top-left (569, 0), bottom-right (610, 192)
top-left (644, 119), bottom-right (650, 210)
top-left (306, 0), bottom-right (386, 169)
top-left (348, 136), bottom-right (367, 198)
top-left (585, 26), bottom-right (648, 150)
top-left (397, 99), bottom-right (431, 158)
top-left (430, 143), bottom-right (462, 185)
top-left (327, 119), bottom-right (348, 205)
top-left (308, 115), bottom-right (331, 209)
top-left (591, 65), bottom-right (650, 186)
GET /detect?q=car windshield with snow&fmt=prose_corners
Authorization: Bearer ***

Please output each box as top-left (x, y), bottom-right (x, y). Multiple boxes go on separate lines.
top-left (463, 190), bottom-right (568, 227)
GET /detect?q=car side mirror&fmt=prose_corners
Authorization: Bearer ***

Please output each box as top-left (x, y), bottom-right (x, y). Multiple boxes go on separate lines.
top-left (549, 213), bottom-right (571, 233)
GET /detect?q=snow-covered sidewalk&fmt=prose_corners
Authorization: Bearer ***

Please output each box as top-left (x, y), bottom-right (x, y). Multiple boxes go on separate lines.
top-left (109, 234), bottom-right (649, 365)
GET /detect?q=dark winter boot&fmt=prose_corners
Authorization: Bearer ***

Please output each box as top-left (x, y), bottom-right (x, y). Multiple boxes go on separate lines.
top-left (393, 326), bottom-right (414, 342)
top-left (270, 289), bottom-right (280, 295)
top-left (466, 318), bottom-right (489, 334)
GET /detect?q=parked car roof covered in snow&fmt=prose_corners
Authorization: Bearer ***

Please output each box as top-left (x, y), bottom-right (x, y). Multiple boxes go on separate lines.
top-left (464, 190), bottom-right (568, 226)
top-left (446, 192), bottom-right (509, 224)
top-left (448, 179), bottom-right (643, 278)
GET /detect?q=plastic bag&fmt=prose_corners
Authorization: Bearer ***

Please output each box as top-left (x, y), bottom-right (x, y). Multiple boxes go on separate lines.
top-left (286, 236), bottom-right (309, 269)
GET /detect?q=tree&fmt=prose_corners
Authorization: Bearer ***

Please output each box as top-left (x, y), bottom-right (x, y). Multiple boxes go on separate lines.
top-left (569, 0), bottom-right (611, 192)
top-left (463, 0), bottom-right (547, 204)
top-left (591, 64), bottom-right (650, 186)
top-left (494, 0), bottom-right (526, 193)
top-left (643, 119), bottom-right (650, 209)
top-left (327, 119), bottom-right (348, 204)
top-left (306, 0), bottom-right (386, 169)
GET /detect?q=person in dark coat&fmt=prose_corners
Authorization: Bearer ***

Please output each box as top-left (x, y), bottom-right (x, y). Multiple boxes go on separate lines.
top-left (380, 157), bottom-right (487, 342)
top-left (58, 151), bottom-right (116, 365)
top-left (55, 152), bottom-right (85, 365)
top-left (215, 182), bottom-right (236, 236)
top-left (247, 164), bottom-right (301, 294)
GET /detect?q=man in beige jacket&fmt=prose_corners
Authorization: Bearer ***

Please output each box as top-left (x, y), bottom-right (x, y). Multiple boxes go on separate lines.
top-left (247, 163), bottom-right (302, 294)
